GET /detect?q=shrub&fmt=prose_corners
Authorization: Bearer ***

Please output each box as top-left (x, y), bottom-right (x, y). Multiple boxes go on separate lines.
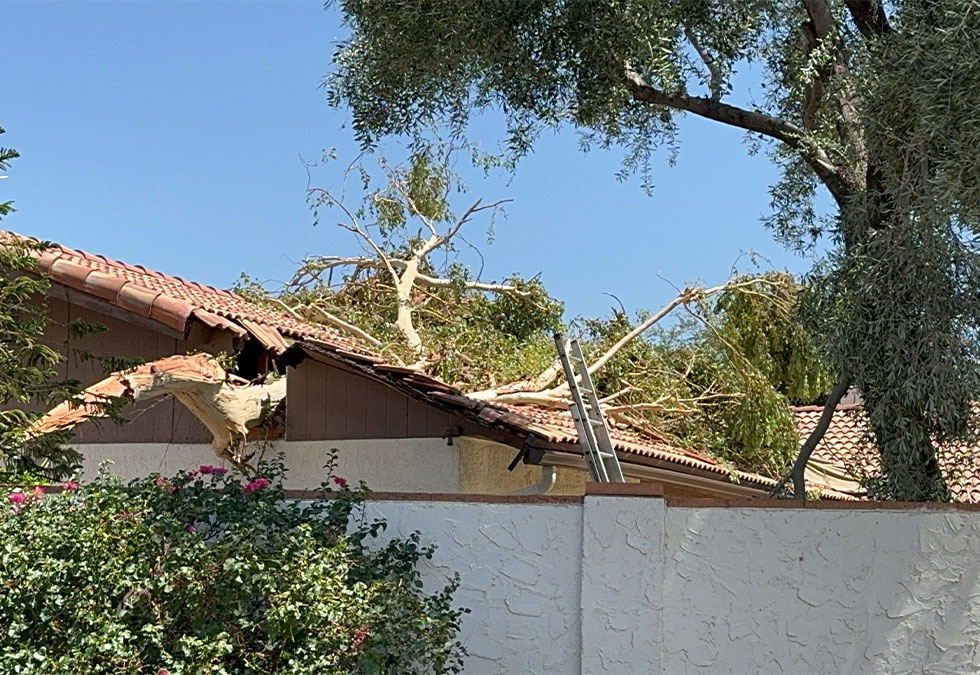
top-left (0, 459), bottom-right (466, 674)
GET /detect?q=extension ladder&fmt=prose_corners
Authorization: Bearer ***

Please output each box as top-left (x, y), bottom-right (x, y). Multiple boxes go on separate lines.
top-left (554, 334), bottom-right (625, 483)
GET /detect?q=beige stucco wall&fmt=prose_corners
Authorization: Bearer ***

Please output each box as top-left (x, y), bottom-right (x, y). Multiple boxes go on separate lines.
top-left (72, 438), bottom-right (460, 492)
top-left (458, 436), bottom-right (589, 495)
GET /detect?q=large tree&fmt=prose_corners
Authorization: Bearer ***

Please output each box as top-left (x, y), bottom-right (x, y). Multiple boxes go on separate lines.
top-left (237, 150), bottom-right (831, 478)
top-left (327, 0), bottom-right (980, 500)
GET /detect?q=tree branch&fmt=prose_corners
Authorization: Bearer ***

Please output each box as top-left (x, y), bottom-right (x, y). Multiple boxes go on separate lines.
top-left (625, 66), bottom-right (856, 204)
top-left (684, 27), bottom-right (725, 102)
top-left (843, 0), bottom-right (892, 38)
top-left (788, 374), bottom-right (851, 499)
top-left (31, 354), bottom-right (286, 467)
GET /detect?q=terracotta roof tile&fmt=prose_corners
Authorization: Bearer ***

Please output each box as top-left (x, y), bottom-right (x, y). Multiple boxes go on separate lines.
top-left (1, 230), bottom-right (852, 499)
top-left (3, 230), bottom-right (372, 355)
top-left (795, 405), bottom-right (980, 502)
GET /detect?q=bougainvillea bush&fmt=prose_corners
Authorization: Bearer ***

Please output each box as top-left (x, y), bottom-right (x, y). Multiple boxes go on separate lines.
top-left (0, 460), bottom-right (466, 674)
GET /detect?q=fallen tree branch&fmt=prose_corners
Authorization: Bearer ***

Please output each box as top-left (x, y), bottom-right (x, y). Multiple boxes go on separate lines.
top-left (31, 354), bottom-right (286, 467)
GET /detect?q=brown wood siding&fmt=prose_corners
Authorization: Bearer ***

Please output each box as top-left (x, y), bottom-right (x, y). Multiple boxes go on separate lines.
top-left (28, 296), bottom-right (236, 444)
top-left (287, 359), bottom-right (473, 441)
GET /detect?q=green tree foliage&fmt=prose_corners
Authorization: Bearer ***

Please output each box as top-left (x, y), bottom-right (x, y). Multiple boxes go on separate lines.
top-left (327, 0), bottom-right (980, 500)
top-left (0, 459), bottom-right (466, 674)
top-left (243, 149), bottom-right (565, 390)
top-left (578, 273), bottom-right (832, 476)
top-left (245, 149), bottom-right (829, 476)
top-left (0, 127), bottom-right (84, 481)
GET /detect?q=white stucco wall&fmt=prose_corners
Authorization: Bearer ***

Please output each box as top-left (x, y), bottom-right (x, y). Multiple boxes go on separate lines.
top-left (73, 438), bottom-right (459, 492)
top-left (581, 495), bottom-right (665, 673)
top-left (363, 500), bottom-right (584, 674)
top-left (661, 506), bottom-right (980, 674)
top-left (344, 496), bottom-right (980, 674)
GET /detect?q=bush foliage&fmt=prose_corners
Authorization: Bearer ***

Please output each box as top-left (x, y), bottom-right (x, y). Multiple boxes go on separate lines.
top-left (0, 459), bottom-right (466, 674)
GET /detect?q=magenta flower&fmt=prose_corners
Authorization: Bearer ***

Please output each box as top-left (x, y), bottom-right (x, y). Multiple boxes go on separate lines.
top-left (186, 524), bottom-right (197, 534)
top-left (243, 477), bottom-right (270, 493)
top-left (62, 481), bottom-right (80, 491)
top-left (333, 476), bottom-right (348, 488)
top-left (8, 492), bottom-right (25, 505)
top-left (158, 670), bottom-right (171, 675)
top-left (199, 465), bottom-right (228, 476)
top-left (32, 486), bottom-right (44, 500)
top-left (186, 471), bottom-right (198, 480)
top-left (353, 624), bottom-right (370, 648)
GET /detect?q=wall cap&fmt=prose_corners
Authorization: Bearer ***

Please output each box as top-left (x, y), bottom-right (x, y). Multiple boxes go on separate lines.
top-left (585, 482), bottom-right (665, 498)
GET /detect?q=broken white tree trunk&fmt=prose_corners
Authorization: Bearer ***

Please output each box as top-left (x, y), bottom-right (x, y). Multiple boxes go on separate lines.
top-left (32, 354), bottom-right (286, 465)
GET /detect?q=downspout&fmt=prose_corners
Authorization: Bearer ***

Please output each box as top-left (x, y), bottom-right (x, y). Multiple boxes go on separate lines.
top-left (509, 465), bottom-right (559, 495)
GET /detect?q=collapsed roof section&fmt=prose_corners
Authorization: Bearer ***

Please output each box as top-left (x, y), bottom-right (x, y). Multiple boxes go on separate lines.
top-left (4, 229), bottom-right (856, 499)
top-left (1, 230), bottom-right (371, 356)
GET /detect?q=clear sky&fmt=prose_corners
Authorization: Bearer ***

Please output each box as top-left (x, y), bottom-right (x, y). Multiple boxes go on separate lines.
top-left (3, 1), bottom-right (825, 320)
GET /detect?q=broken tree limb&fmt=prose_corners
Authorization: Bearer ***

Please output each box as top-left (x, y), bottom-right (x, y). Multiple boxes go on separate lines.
top-left (31, 354), bottom-right (286, 465)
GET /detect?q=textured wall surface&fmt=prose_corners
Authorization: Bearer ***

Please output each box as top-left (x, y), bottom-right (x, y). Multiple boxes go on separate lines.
top-left (458, 436), bottom-right (588, 495)
top-left (364, 500), bottom-right (584, 674)
top-left (581, 496), bottom-right (664, 673)
top-left (662, 507), bottom-right (980, 674)
top-left (74, 438), bottom-right (458, 492)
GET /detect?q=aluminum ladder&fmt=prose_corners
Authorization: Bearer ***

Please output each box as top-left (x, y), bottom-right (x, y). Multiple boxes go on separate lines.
top-left (554, 333), bottom-right (625, 483)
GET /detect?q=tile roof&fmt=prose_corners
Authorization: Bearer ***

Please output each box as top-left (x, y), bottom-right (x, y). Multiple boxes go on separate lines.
top-left (2, 231), bottom-right (369, 355)
top-left (795, 405), bottom-right (980, 502)
top-left (299, 343), bottom-right (857, 499)
top-left (4, 230), bottom-right (851, 498)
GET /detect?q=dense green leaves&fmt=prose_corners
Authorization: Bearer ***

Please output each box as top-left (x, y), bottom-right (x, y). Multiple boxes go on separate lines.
top-left (327, 0), bottom-right (980, 500)
top-left (0, 459), bottom-right (466, 674)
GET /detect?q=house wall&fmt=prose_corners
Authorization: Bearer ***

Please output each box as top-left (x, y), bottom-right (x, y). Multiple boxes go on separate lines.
top-left (286, 358), bottom-right (479, 441)
top-left (458, 436), bottom-right (589, 495)
top-left (38, 296), bottom-right (233, 443)
top-left (72, 438), bottom-right (460, 492)
top-left (349, 492), bottom-right (980, 674)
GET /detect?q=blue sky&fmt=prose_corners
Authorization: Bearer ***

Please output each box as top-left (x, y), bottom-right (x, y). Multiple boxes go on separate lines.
top-left (3, 1), bottom-right (825, 319)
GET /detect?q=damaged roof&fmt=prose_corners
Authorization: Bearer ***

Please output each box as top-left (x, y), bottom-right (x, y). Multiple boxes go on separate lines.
top-left (7, 229), bottom-right (853, 498)
top-left (2, 231), bottom-right (369, 355)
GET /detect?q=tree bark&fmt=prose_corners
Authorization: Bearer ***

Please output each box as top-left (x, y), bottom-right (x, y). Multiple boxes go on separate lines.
top-left (791, 375), bottom-right (851, 499)
top-left (32, 354), bottom-right (286, 465)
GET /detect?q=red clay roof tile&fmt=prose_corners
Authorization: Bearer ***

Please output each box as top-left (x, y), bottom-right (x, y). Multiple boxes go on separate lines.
top-left (3, 230), bottom-right (371, 355)
top-left (795, 405), bottom-right (980, 502)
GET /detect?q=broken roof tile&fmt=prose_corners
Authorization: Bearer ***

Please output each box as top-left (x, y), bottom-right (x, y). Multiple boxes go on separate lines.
top-left (3, 230), bottom-right (374, 356)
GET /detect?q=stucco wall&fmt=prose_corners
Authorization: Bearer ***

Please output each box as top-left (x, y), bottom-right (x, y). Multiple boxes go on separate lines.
top-left (458, 436), bottom-right (589, 495)
top-left (73, 438), bottom-right (459, 492)
top-left (343, 494), bottom-right (980, 674)
top-left (661, 506), bottom-right (980, 674)
top-left (364, 499), bottom-right (585, 674)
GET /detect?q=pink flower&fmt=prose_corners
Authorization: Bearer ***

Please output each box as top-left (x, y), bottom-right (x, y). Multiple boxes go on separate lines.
top-left (62, 481), bottom-right (80, 491)
top-left (353, 624), bottom-right (370, 648)
top-left (333, 476), bottom-right (348, 488)
top-left (32, 486), bottom-right (44, 500)
top-left (243, 477), bottom-right (270, 493)
top-left (154, 477), bottom-right (168, 487)
top-left (158, 670), bottom-right (171, 675)
top-left (199, 465), bottom-right (228, 476)
top-left (166, 484), bottom-right (178, 494)
top-left (186, 525), bottom-right (197, 534)
top-left (118, 511), bottom-right (133, 520)
top-left (8, 492), bottom-right (25, 505)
